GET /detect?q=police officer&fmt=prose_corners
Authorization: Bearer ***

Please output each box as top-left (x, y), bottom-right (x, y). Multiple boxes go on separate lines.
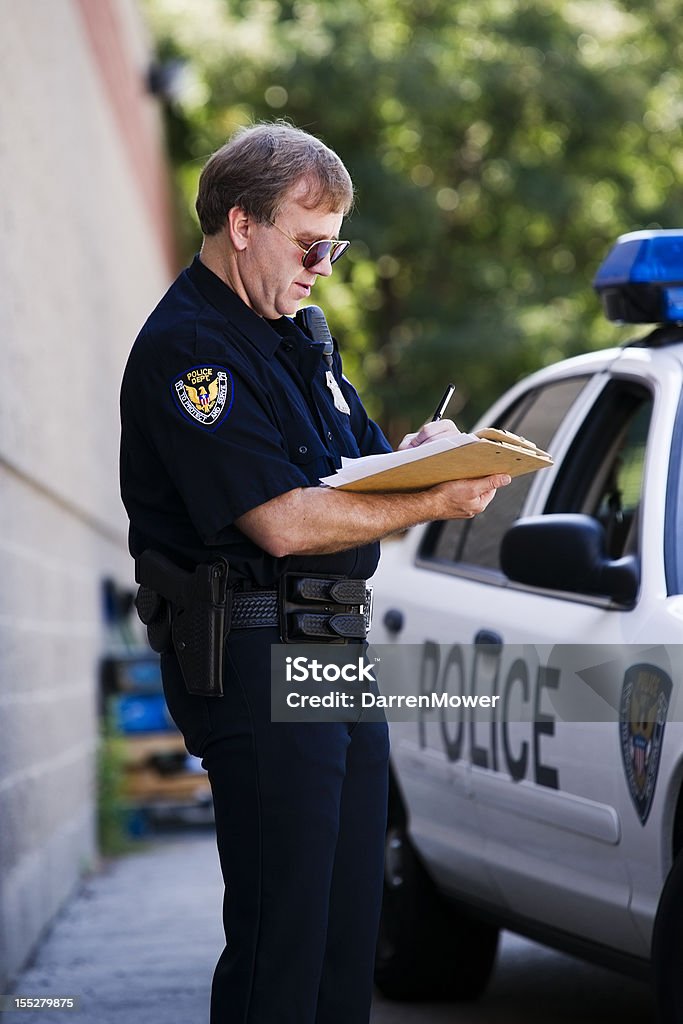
top-left (119, 121), bottom-right (509, 1024)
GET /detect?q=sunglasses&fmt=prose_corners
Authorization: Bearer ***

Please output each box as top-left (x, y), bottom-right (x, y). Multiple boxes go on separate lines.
top-left (268, 220), bottom-right (350, 270)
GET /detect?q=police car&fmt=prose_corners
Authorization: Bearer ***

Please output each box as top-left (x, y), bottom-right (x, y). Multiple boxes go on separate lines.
top-left (369, 230), bottom-right (683, 1021)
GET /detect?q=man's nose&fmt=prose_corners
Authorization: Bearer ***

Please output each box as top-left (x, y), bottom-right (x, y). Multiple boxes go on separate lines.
top-left (310, 253), bottom-right (333, 277)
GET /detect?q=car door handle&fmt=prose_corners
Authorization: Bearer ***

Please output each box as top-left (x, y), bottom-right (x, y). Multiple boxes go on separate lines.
top-left (383, 608), bottom-right (404, 634)
top-left (474, 628), bottom-right (503, 651)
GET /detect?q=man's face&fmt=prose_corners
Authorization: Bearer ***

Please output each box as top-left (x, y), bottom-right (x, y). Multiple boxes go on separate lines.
top-left (238, 180), bottom-right (344, 319)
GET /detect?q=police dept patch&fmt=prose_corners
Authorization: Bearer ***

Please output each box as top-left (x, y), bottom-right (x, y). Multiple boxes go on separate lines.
top-left (172, 366), bottom-right (233, 429)
top-left (619, 663), bottom-right (672, 825)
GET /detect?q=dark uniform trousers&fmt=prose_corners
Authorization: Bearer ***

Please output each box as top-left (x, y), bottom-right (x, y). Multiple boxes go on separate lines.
top-left (161, 626), bottom-right (390, 1024)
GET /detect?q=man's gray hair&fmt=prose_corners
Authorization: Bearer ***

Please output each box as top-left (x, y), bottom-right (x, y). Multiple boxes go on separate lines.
top-left (196, 121), bottom-right (354, 236)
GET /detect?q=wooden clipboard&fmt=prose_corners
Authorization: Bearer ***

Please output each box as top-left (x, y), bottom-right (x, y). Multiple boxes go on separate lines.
top-left (334, 428), bottom-right (553, 493)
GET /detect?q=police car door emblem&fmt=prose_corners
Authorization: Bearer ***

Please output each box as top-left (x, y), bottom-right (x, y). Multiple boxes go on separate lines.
top-left (619, 663), bottom-right (672, 825)
top-left (172, 366), bottom-right (233, 429)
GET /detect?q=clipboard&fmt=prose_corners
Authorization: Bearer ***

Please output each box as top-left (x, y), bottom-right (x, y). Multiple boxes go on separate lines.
top-left (319, 428), bottom-right (553, 493)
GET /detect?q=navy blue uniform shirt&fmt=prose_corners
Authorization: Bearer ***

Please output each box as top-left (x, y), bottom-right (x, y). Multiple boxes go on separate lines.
top-left (120, 256), bottom-right (392, 587)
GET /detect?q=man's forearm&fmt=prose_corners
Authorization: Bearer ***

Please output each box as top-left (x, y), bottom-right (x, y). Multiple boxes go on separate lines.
top-left (259, 486), bottom-right (443, 556)
top-left (235, 474), bottom-right (510, 558)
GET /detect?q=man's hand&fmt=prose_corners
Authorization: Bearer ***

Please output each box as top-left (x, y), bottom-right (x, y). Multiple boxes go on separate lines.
top-left (430, 474), bottom-right (511, 520)
top-left (398, 418), bottom-right (461, 450)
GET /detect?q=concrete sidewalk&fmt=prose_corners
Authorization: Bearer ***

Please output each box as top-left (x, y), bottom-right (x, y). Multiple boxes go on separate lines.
top-left (4, 826), bottom-right (657, 1024)
top-left (3, 829), bottom-right (222, 1024)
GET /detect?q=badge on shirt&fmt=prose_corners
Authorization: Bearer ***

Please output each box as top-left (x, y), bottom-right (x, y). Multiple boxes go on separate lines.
top-left (325, 370), bottom-right (351, 415)
top-left (172, 366), bottom-right (234, 430)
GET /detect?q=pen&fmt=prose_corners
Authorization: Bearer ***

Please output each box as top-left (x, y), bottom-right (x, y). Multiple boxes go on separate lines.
top-left (431, 383), bottom-right (456, 422)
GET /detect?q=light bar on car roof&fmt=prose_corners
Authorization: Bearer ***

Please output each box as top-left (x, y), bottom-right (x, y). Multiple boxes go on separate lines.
top-left (593, 229), bottom-right (683, 324)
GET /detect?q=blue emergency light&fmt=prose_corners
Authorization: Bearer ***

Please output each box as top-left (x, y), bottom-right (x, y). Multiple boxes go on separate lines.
top-left (593, 229), bottom-right (683, 324)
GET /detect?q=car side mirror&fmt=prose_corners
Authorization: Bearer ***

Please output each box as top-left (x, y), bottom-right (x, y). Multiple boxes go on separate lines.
top-left (500, 514), bottom-right (639, 607)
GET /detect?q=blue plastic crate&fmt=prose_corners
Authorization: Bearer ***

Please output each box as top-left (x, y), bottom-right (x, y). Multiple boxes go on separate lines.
top-left (113, 693), bottom-right (174, 733)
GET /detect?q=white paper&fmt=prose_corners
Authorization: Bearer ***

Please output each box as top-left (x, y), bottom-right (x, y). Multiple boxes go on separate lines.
top-left (320, 433), bottom-right (480, 488)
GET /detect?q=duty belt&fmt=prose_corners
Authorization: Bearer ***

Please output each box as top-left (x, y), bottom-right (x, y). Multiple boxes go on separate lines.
top-left (233, 573), bottom-right (373, 644)
top-left (134, 551), bottom-right (373, 701)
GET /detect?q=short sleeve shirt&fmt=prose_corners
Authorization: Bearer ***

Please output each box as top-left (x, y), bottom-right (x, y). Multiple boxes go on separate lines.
top-left (120, 256), bottom-right (392, 586)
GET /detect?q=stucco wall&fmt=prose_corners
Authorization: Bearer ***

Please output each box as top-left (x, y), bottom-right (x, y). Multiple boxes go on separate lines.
top-left (0, 0), bottom-right (174, 987)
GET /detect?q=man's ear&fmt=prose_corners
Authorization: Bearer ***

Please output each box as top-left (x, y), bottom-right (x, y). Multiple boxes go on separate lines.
top-left (227, 206), bottom-right (250, 252)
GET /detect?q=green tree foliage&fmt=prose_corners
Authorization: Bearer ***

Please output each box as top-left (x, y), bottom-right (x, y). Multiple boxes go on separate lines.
top-left (145, 0), bottom-right (683, 437)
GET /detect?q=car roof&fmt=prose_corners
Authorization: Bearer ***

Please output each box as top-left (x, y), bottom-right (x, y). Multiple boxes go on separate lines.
top-left (474, 332), bottom-right (683, 431)
top-left (516, 333), bottom-right (683, 391)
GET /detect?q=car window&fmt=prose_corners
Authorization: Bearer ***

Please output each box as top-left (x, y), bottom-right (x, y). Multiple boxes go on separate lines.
top-left (421, 376), bottom-right (590, 571)
top-left (547, 379), bottom-right (652, 560)
top-left (665, 390), bottom-right (683, 596)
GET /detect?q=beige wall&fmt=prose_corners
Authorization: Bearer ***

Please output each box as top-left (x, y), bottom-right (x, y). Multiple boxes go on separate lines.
top-left (0, 0), bottom-right (173, 987)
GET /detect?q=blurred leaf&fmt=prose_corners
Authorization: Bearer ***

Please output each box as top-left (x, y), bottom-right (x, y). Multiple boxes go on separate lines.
top-left (144, 0), bottom-right (683, 438)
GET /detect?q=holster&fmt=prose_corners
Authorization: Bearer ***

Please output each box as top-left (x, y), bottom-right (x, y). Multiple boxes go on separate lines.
top-left (134, 550), bottom-right (231, 698)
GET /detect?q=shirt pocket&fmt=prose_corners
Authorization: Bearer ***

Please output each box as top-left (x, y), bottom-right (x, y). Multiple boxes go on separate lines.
top-left (285, 423), bottom-right (335, 484)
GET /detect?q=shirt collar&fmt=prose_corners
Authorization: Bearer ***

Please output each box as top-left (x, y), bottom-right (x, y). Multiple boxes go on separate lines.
top-left (268, 314), bottom-right (325, 382)
top-left (186, 255), bottom-right (281, 359)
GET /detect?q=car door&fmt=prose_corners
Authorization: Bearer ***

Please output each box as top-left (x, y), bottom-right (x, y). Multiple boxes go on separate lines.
top-left (403, 349), bottom-right (675, 958)
top-left (372, 367), bottom-right (602, 906)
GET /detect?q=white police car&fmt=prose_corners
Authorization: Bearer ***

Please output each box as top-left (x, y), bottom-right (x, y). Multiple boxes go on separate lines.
top-left (369, 230), bottom-right (683, 1022)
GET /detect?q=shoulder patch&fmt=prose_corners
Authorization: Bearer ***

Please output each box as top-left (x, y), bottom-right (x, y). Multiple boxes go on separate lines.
top-left (171, 365), bottom-right (234, 430)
